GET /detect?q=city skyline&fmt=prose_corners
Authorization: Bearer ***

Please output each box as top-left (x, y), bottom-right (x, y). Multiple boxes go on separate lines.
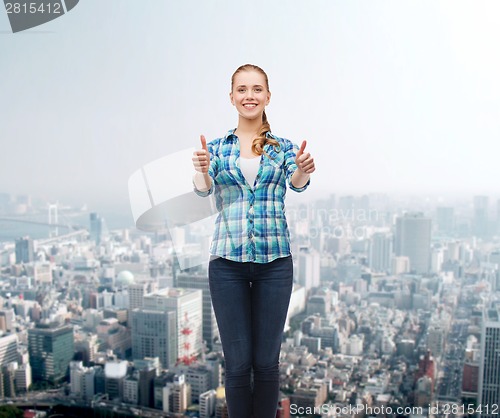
top-left (0, 184), bottom-right (499, 415)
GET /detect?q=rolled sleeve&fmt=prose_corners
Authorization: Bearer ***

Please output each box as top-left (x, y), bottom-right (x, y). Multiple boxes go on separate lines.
top-left (193, 179), bottom-right (214, 197)
top-left (284, 140), bottom-right (310, 193)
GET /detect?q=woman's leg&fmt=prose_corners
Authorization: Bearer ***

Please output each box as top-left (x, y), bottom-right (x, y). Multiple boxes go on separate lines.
top-left (251, 255), bottom-right (293, 418)
top-left (209, 257), bottom-right (253, 418)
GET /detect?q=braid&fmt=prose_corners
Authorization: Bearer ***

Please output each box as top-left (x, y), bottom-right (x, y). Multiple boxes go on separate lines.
top-left (231, 64), bottom-right (281, 158)
top-left (252, 110), bottom-right (280, 157)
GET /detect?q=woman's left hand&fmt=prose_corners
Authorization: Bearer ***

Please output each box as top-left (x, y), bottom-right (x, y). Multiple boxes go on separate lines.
top-left (295, 140), bottom-right (315, 174)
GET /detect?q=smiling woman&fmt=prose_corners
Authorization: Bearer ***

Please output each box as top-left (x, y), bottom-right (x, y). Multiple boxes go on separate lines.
top-left (229, 64), bottom-right (280, 159)
top-left (191, 64), bottom-right (315, 418)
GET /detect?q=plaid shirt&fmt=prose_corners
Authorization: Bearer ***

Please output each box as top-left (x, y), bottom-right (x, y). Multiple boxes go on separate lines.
top-left (194, 128), bottom-right (310, 263)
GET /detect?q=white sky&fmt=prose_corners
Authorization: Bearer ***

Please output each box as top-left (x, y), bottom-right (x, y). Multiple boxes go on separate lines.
top-left (1, 0), bottom-right (499, 215)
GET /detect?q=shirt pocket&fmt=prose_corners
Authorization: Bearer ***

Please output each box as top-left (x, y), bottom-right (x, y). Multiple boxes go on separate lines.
top-left (266, 147), bottom-right (285, 169)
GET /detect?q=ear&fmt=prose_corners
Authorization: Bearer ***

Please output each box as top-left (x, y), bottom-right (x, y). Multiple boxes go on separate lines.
top-left (266, 90), bottom-right (271, 105)
top-left (229, 91), bottom-right (234, 105)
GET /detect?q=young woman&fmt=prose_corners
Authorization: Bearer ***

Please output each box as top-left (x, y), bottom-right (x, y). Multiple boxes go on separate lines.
top-left (192, 64), bottom-right (315, 418)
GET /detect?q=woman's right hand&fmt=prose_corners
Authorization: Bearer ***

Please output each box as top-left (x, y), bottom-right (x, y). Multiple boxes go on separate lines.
top-left (192, 134), bottom-right (210, 174)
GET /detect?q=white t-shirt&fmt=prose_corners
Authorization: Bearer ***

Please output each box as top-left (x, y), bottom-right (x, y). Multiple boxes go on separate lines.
top-left (239, 155), bottom-right (261, 188)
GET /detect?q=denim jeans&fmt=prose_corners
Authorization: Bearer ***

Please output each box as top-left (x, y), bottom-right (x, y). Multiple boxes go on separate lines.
top-left (208, 255), bottom-right (293, 418)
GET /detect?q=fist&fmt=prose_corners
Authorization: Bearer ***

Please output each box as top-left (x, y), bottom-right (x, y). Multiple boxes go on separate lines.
top-left (192, 135), bottom-right (210, 174)
top-left (295, 140), bottom-right (315, 174)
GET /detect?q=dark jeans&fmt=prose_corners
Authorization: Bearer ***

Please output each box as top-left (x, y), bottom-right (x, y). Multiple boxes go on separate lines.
top-left (208, 255), bottom-right (293, 418)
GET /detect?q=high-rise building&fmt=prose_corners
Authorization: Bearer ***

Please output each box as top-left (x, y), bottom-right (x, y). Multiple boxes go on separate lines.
top-left (2, 363), bottom-right (17, 398)
top-left (473, 196), bottom-right (489, 238)
top-left (128, 282), bottom-right (157, 310)
top-left (131, 309), bottom-right (177, 369)
top-left (478, 305), bottom-right (500, 417)
top-left (70, 361), bottom-right (84, 396)
top-left (168, 374), bottom-right (191, 414)
top-left (143, 288), bottom-right (203, 364)
top-left (394, 212), bottom-right (431, 274)
top-left (123, 373), bottom-right (139, 405)
top-left (28, 323), bottom-right (74, 384)
top-left (463, 359), bottom-right (479, 399)
top-left (184, 363), bottom-right (219, 403)
top-left (435, 207), bottom-right (455, 236)
top-left (297, 247), bottom-right (320, 289)
top-left (15, 236), bottom-right (34, 264)
top-left (0, 334), bottom-right (18, 367)
top-left (138, 363), bottom-right (158, 408)
top-left (14, 363), bottom-right (32, 393)
top-left (154, 371), bottom-right (175, 411)
top-left (89, 212), bottom-right (106, 245)
top-left (70, 362), bottom-right (99, 401)
top-left (369, 232), bottom-right (392, 273)
top-left (0, 309), bottom-right (15, 333)
top-left (105, 360), bottom-right (128, 401)
top-left (81, 367), bottom-right (96, 400)
top-left (177, 271), bottom-right (218, 350)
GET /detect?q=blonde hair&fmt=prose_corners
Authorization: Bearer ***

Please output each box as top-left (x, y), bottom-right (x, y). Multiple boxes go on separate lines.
top-left (231, 64), bottom-right (280, 157)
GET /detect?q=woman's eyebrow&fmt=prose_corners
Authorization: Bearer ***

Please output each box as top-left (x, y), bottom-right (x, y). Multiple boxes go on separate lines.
top-left (236, 84), bottom-right (264, 88)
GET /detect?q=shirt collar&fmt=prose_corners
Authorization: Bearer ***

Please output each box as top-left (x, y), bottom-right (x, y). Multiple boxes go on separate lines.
top-left (222, 128), bottom-right (276, 142)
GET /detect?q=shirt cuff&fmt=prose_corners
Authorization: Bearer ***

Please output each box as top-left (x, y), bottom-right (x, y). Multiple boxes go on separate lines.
top-left (193, 179), bottom-right (214, 197)
top-left (289, 172), bottom-right (311, 192)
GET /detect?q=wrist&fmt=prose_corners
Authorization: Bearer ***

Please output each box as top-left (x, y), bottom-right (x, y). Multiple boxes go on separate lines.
top-left (193, 172), bottom-right (212, 192)
top-left (291, 169), bottom-right (310, 188)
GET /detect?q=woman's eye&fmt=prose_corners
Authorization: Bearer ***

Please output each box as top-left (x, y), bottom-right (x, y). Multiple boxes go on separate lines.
top-left (238, 89), bottom-right (246, 93)
top-left (254, 88), bottom-right (262, 92)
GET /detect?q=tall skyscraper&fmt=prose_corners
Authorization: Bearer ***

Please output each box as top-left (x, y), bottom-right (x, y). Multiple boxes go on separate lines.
top-left (473, 196), bottom-right (489, 238)
top-left (28, 323), bottom-right (74, 384)
top-left (143, 288), bottom-right (203, 364)
top-left (177, 271), bottom-right (218, 350)
top-left (478, 305), bottom-right (500, 417)
top-left (368, 232), bottom-right (392, 273)
top-left (435, 207), bottom-right (455, 236)
top-left (89, 212), bottom-right (106, 245)
top-left (131, 309), bottom-right (177, 369)
top-left (132, 288), bottom-right (203, 368)
top-left (15, 236), bottom-right (34, 264)
top-left (394, 213), bottom-right (431, 274)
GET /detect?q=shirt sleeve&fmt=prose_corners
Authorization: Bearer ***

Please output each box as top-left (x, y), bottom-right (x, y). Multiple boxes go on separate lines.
top-left (283, 139), bottom-right (311, 193)
top-left (193, 140), bottom-right (219, 197)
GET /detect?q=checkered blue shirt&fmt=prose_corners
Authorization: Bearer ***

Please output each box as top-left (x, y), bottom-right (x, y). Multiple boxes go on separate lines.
top-left (194, 128), bottom-right (310, 263)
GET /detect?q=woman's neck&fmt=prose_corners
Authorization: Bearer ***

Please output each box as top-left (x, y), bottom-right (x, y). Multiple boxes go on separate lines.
top-left (235, 115), bottom-right (262, 138)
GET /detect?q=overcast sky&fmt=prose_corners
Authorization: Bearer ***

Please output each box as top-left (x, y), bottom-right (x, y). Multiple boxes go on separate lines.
top-left (1, 0), bottom-right (499, 218)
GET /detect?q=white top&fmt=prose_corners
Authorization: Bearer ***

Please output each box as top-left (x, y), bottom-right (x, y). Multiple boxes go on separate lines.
top-left (239, 155), bottom-right (261, 188)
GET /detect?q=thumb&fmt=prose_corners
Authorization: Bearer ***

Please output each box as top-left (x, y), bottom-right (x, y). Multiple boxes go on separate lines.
top-left (200, 135), bottom-right (208, 152)
top-left (297, 140), bottom-right (307, 156)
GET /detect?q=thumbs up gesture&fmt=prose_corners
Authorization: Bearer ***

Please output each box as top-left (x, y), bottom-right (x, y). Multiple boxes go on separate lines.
top-left (295, 140), bottom-right (315, 174)
top-left (192, 135), bottom-right (210, 174)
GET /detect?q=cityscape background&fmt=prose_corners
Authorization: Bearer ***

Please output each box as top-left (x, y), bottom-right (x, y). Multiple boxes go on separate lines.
top-left (2, 1), bottom-right (500, 417)
top-left (0, 192), bottom-right (499, 417)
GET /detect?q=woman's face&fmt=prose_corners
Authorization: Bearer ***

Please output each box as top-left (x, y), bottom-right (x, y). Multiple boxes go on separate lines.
top-left (230, 70), bottom-right (271, 121)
